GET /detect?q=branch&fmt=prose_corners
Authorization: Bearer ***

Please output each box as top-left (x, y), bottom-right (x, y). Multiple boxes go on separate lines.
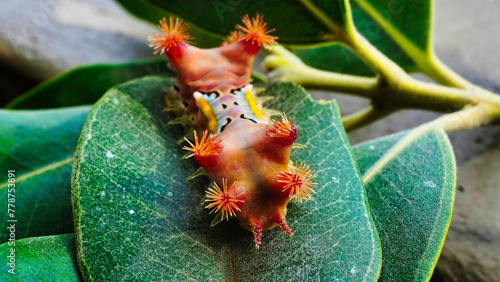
top-left (263, 45), bottom-right (500, 131)
top-left (342, 106), bottom-right (394, 132)
top-left (263, 46), bottom-right (378, 96)
top-left (422, 52), bottom-right (475, 89)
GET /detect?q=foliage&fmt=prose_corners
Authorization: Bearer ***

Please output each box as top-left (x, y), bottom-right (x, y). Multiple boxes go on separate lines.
top-left (3, 0), bottom-right (499, 281)
top-left (6, 58), bottom-right (174, 109)
top-left (0, 107), bottom-right (90, 243)
top-left (0, 234), bottom-right (79, 281)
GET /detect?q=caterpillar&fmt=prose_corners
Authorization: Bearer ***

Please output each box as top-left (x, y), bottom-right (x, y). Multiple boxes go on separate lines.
top-left (148, 14), bottom-right (317, 248)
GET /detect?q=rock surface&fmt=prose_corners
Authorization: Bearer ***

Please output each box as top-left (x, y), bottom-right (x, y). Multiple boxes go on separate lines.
top-left (435, 145), bottom-right (500, 281)
top-left (0, 0), bottom-right (155, 80)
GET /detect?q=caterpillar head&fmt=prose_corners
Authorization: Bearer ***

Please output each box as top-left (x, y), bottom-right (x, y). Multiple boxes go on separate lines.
top-left (148, 14), bottom-right (277, 98)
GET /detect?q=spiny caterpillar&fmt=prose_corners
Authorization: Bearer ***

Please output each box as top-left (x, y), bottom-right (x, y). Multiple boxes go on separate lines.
top-left (149, 14), bottom-right (317, 248)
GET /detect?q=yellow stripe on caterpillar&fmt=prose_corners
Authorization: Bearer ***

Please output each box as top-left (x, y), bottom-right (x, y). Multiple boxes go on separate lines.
top-left (194, 95), bottom-right (218, 133)
top-left (244, 89), bottom-right (263, 120)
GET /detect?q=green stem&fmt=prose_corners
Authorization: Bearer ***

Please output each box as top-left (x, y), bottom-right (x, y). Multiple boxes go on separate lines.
top-left (435, 105), bottom-right (494, 133)
top-left (262, 46), bottom-right (378, 96)
top-left (345, 31), bottom-right (408, 84)
top-left (420, 52), bottom-right (475, 89)
top-left (384, 77), bottom-right (476, 112)
top-left (297, 0), bottom-right (344, 34)
top-left (342, 106), bottom-right (393, 132)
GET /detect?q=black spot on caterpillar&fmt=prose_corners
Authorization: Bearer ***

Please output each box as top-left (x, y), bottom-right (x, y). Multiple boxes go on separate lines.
top-left (207, 91), bottom-right (220, 98)
top-left (240, 114), bottom-right (257, 123)
top-left (230, 88), bottom-right (241, 94)
top-left (220, 118), bottom-right (232, 132)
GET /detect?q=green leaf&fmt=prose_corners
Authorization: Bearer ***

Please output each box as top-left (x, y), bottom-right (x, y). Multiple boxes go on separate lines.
top-left (353, 129), bottom-right (455, 281)
top-left (115, 0), bottom-right (222, 47)
top-left (115, 0), bottom-right (352, 46)
top-left (351, 0), bottom-right (431, 54)
top-left (0, 106), bottom-right (90, 244)
top-left (6, 58), bottom-right (175, 109)
top-left (0, 234), bottom-right (80, 281)
top-left (292, 0), bottom-right (430, 75)
top-left (292, 44), bottom-right (377, 76)
top-left (72, 76), bottom-right (381, 280)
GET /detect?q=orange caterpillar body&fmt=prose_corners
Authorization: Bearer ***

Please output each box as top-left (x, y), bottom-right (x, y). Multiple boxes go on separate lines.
top-left (149, 15), bottom-right (317, 248)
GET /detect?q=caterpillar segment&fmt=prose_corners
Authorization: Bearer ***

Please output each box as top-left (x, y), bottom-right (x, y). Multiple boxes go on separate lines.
top-left (149, 14), bottom-right (317, 248)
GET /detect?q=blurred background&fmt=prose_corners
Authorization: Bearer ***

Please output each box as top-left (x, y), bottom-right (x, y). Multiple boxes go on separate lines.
top-left (1, 0), bottom-right (499, 280)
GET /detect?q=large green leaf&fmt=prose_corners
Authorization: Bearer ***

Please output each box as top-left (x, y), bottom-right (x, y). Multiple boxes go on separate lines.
top-left (72, 76), bottom-right (381, 280)
top-left (6, 58), bottom-right (175, 109)
top-left (115, 0), bottom-right (352, 46)
top-left (292, 44), bottom-right (375, 76)
top-left (292, 0), bottom-right (430, 75)
top-left (353, 129), bottom-right (455, 281)
top-left (0, 234), bottom-right (80, 281)
top-left (0, 106), bottom-right (90, 244)
top-left (351, 0), bottom-right (431, 55)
